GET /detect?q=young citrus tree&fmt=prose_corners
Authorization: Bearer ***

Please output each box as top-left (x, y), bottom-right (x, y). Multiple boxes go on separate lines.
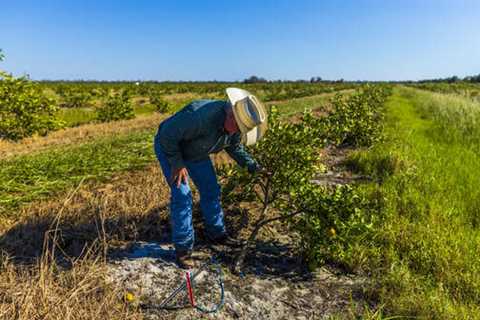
top-left (96, 90), bottom-right (135, 122)
top-left (149, 91), bottom-right (171, 113)
top-left (326, 85), bottom-right (391, 147)
top-left (220, 106), bottom-right (330, 272)
top-left (60, 88), bottom-right (92, 108)
top-left (0, 50), bottom-right (63, 140)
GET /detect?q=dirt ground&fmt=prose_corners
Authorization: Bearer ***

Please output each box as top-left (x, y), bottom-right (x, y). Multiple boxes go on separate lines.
top-left (107, 236), bottom-right (369, 319)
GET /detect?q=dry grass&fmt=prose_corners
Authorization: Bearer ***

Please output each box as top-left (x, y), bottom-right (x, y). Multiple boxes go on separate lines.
top-left (0, 251), bottom-right (143, 320)
top-left (0, 164), bottom-right (170, 256)
top-left (0, 113), bottom-right (166, 159)
top-left (0, 165), bottom-right (170, 320)
top-left (0, 163), bottom-right (171, 319)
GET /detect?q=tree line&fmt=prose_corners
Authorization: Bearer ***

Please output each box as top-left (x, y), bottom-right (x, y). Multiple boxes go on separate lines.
top-left (418, 74), bottom-right (480, 83)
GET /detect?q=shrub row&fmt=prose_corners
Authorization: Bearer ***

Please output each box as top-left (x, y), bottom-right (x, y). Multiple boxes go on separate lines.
top-left (219, 85), bottom-right (391, 269)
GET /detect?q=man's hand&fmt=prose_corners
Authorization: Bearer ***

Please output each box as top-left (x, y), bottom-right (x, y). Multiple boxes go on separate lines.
top-left (258, 166), bottom-right (273, 177)
top-left (171, 167), bottom-right (188, 187)
top-left (250, 163), bottom-right (272, 177)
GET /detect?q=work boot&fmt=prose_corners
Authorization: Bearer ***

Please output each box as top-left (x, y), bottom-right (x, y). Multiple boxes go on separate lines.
top-left (175, 249), bottom-right (195, 269)
top-left (207, 232), bottom-right (245, 248)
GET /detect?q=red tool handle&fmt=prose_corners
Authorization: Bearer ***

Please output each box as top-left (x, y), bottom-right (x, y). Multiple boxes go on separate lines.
top-left (185, 271), bottom-right (196, 307)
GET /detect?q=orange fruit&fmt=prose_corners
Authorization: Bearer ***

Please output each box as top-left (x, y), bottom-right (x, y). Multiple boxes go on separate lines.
top-left (329, 227), bottom-right (336, 237)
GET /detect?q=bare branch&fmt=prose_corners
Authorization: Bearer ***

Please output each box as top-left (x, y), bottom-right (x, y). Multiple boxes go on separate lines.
top-left (233, 207), bottom-right (303, 274)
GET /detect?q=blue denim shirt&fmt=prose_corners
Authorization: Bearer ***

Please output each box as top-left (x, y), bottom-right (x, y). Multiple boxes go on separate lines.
top-left (157, 100), bottom-right (258, 172)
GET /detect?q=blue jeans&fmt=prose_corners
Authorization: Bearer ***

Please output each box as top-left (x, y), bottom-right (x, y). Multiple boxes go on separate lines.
top-left (154, 134), bottom-right (226, 251)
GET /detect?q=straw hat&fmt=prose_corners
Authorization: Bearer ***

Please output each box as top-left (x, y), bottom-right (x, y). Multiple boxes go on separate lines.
top-left (226, 88), bottom-right (268, 146)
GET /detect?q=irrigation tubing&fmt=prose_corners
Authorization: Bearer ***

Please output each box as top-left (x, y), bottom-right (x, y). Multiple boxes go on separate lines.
top-left (140, 256), bottom-right (225, 314)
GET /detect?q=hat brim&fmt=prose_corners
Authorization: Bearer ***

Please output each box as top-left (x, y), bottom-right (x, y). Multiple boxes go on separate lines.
top-left (226, 87), bottom-right (251, 106)
top-left (226, 87), bottom-right (268, 145)
top-left (243, 121), bottom-right (268, 146)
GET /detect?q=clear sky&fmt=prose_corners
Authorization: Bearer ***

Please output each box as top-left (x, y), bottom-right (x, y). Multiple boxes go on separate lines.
top-left (1, 0), bottom-right (479, 81)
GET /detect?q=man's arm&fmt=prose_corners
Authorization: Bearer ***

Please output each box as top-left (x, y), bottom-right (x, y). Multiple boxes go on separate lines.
top-left (225, 134), bottom-right (260, 173)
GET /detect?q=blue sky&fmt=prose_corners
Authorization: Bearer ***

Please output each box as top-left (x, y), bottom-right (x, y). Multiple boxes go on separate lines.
top-left (1, 0), bottom-right (479, 81)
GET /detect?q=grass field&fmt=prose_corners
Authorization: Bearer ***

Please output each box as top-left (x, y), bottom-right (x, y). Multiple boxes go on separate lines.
top-left (346, 87), bottom-right (480, 318)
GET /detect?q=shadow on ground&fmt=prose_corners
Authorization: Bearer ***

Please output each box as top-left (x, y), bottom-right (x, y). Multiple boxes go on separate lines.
top-left (0, 204), bottom-right (311, 282)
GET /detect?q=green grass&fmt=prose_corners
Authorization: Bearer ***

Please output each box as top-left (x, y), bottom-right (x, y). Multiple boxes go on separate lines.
top-left (57, 104), bottom-right (159, 127)
top-left (134, 103), bottom-right (158, 115)
top-left (346, 87), bottom-right (480, 318)
top-left (57, 107), bottom-right (97, 127)
top-left (0, 129), bottom-right (156, 215)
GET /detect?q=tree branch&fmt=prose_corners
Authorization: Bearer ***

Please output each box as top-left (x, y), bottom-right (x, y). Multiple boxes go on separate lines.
top-left (232, 207), bottom-right (304, 274)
